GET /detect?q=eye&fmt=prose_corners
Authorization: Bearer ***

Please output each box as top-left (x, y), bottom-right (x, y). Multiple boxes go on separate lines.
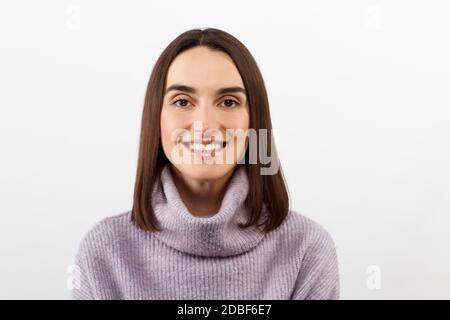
top-left (220, 98), bottom-right (240, 108)
top-left (172, 98), bottom-right (192, 108)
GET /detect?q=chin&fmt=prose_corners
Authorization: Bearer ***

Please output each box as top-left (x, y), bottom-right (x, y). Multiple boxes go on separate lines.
top-left (173, 163), bottom-right (236, 181)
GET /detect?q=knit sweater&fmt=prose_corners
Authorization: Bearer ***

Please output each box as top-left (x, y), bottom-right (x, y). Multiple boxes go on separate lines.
top-left (70, 164), bottom-right (340, 300)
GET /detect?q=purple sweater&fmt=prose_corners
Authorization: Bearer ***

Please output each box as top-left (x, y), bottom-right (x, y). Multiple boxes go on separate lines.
top-left (71, 164), bottom-right (340, 299)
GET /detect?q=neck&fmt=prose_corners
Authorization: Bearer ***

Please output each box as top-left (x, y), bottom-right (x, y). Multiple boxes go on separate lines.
top-left (169, 165), bottom-right (235, 217)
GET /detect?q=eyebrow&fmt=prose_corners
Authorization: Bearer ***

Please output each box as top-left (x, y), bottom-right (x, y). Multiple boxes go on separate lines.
top-left (164, 84), bottom-right (247, 97)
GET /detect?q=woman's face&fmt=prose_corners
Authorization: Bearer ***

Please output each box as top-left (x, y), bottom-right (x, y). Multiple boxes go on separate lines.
top-left (160, 46), bottom-right (249, 181)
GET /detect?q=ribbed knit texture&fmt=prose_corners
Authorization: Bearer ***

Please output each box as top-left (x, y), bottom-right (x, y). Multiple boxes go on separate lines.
top-left (71, 164), bottom-right (340, 300)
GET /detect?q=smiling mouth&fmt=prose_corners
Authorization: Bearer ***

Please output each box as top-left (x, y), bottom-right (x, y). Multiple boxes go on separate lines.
top-left (180, 140), bottom-right (228, 157)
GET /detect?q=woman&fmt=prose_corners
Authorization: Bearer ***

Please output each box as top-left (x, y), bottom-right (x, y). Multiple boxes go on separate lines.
top-left (71, 28), bottom-right (340, 300)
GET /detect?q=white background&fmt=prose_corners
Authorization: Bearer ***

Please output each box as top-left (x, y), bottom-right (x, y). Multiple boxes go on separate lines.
top-left (0, 0), bottom-right (449, 299)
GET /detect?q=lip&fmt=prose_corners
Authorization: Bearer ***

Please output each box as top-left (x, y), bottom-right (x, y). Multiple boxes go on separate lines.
top-left (181, 140), bottom-right (228, 147)
top-left (180, 140), bottom-right (229, 157)
top-left (184, 139), bottom-right (226, 144)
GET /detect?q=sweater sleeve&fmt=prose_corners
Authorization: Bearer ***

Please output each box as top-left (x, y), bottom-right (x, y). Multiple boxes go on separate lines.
top-left (290, 225), bottom-right (340, 300)
top-left (70, 234), bottom-right (96, 300)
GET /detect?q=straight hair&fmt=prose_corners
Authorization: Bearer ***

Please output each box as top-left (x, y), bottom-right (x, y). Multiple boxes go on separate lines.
top-left (131, 28), bottom-right (290, 234)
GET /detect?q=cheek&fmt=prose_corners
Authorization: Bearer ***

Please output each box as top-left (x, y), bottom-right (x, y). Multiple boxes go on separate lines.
top-left (232, 112), bottom-right (250, 147)
top-left (160, 110), bottom-right (172, 147)
top-left (224, 110), bottom-right (250, 131)
top-left (160, 108), bottom-right (183, 150)
top-left (223, 111), bottom-right (250, 153)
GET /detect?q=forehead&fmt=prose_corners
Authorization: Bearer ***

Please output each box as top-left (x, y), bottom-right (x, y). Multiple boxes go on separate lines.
top-left (166, 46), bottom-right (245, 91)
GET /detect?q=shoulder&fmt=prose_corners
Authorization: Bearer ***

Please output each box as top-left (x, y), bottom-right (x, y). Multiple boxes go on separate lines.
top-left (271, 209), bottom-right (338, 256)
top-left (71, 211), bottom-right (135, 299)
top-left (75, 210), bottom-right (136, 255)
top-left (282, 211), bottom-right (340, 299)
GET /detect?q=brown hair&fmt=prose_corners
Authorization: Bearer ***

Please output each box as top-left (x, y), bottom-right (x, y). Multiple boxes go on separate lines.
top-left (131, 27), bottom-right (290, 234)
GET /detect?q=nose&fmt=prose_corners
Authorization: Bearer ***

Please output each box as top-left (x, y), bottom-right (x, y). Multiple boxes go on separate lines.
top-left (192, 102), bottom-right (218, 135)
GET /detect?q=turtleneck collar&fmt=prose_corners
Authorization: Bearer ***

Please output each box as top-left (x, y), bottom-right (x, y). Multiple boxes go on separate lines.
top-left (150, 164), bottom-right (267, 257)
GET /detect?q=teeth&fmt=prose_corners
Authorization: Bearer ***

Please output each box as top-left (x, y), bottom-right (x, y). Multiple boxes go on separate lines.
top-left (190, 143), bottom-right (223, 151)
